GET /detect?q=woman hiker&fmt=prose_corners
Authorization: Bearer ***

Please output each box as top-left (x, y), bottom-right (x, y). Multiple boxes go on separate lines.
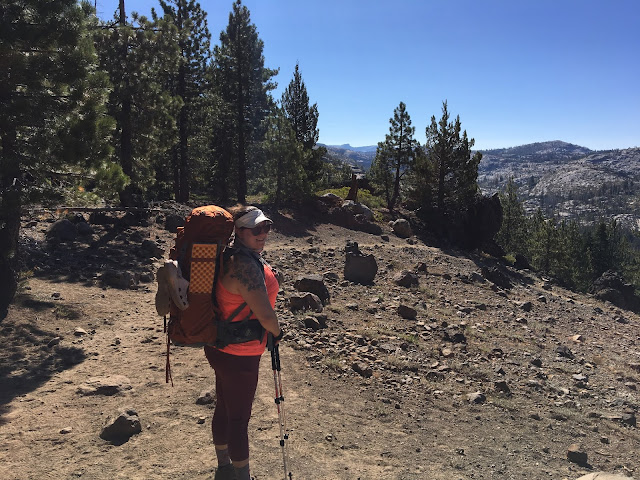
top-left (205, 205), bottom-right (283, 480)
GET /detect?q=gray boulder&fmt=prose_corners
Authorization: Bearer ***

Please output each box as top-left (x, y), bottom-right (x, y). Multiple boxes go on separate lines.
top-left (289, 292), bottom-right (323, 313)
top-left (344, 242), bottom-right (377, 285)
top-left (391, 219), bottom-right (412, 238)
top-left (165, 214), bottom-right (185, 233)
top-left (46, 219), bottom-right (77, 242)
top-left (342, 200), bottom-right (373, 221)
top-left (393, 270), bottom-right (419, 288)
top-left (141, 239), bottom-right (165, 258)
top-left (294, 275), bottom-right (330, 304)
top-left (101, 269), bottom-right (138, 289)
top-left (76, 221), bottom-right (94, 236)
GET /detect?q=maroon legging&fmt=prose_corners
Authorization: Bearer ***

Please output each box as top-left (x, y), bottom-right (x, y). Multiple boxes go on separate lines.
top-left (204, 346), bottom-right (261, 462)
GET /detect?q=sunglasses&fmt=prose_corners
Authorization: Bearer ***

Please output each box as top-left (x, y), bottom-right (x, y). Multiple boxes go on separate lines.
top-left (241, 223), bottom-right (272, 236)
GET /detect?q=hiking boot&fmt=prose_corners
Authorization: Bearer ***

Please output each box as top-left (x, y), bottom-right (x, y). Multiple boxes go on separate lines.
top-left (213, 464), bottom-right (236, 480)
top-left (155, 259), bottom-right (190, 315)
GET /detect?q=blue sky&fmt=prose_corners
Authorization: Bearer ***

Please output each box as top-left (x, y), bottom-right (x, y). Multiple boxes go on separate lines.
top-left (96, 0), bottom-right (640, 151)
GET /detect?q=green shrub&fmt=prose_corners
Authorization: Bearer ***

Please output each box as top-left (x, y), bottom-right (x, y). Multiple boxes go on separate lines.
top-left (315, 187), bottom-right (385, 210)
top-left (94, 162), bottom-right (130, 201)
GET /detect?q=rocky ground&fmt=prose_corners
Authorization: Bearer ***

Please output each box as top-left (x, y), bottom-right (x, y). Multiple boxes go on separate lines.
top-left (0, 201), bottom-right (639, 480)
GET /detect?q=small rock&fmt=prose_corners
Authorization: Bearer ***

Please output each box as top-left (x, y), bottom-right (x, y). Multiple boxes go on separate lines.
top-left (77, 375), bottom-right (133, 396)
top-left (101, 269), bottom-right (138, 290)
top-left (47, 337), bottom-right (62, 348)
top-left (530, 358), bottom-right (543, 368)
top-left (74, 327), bottom-right (88, 336)
top-left (352, 362), bottom-right (373, 378)
top-left (494, 381), bottom-right (511, 393)
top-left (393, 270), bottom-right (419, 288)
top-left (397, 304), bottom-right (417, 320)
top-left (556, 345), bottom-right (575, 359)
top-left (100, 409), bottom-right (142, 441)
top-left (303, 316), bottom-right (322, 331)
top-left (60, 427), bottom-right (73, 434)
top-left (576, 473), bottom-right (634, 480)
top-left (621, 412), bottom-right (636, 427)
top-left (466, 392), bottom-right (486, 404)
top-left (520, 301), bottom-right (533, 312)
top-left (196, 389), bottom-right (215, 405)
top-left (567, 443), bottom-right (588, 465)
top-left (441, 347), bottom-right (454, 358)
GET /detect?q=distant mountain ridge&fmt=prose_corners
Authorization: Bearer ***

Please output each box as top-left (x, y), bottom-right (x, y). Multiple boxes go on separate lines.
top-left (324, 139), bottom-right (640, 229)
top-left (321, 143), bottom-right (377, 153)
top-left (320, 143), bottom-right (377, 171)
top-left (478, 141), bottom-right (640, 228)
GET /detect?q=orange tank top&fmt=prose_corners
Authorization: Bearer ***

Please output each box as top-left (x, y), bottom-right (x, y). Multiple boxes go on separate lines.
top-left (215, 258), bottom-right (279, 356)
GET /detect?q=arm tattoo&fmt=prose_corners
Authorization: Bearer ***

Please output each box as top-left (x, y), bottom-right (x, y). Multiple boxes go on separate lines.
top-left (230, 255), bottom-right (265, 292)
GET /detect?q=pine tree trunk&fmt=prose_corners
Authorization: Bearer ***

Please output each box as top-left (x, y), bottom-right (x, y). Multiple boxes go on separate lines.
top-left (120, 95), bottom-right (133, 177)
top-left (0, 127), bottom-right (20, 318)
top-left (235, 36), bottom-right (246, 204)
top-left (178, 67), bottom-right (189, 203)
top-left (172, 145), bottom-right (180, 201)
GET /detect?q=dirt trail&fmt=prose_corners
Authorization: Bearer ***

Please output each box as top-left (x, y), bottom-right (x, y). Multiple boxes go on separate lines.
top-left (1, 212), bottom-right (639, 480)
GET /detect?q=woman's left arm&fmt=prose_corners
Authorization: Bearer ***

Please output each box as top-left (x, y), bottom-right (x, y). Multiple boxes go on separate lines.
top-left (230, 255), bottom-right (281, 337)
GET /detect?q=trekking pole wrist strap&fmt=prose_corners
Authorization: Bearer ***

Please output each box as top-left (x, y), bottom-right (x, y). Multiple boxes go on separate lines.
top-left (274, 329), bottom-right (284, 342)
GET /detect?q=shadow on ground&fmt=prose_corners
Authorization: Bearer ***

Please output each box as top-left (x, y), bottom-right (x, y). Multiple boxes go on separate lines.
top-left (0, 294), bottom-right (86, 426)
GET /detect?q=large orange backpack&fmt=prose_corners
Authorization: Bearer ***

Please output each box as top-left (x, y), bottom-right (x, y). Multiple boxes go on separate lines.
top-left (167, 205), bottom-right (234, 344)
top-left (162, 205), bottom-right (234, 384)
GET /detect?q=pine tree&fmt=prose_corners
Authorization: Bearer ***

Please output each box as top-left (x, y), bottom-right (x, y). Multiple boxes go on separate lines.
top-left (370, 102), bottom-right (419, 211)
top-left (528, 210), bottom-right (561, 276)
top-left (586, 219), bottom-right (626, 280)
top-left (0, 0), bottom-right (112, 316)
top-left (281, 63), bottom-right (319, 150)
top-left (420, 101), bottom-right (481, 220)
top-left (261, 108), bottom-right (306, 206)
top-left (281, 62), bottom-right (325, 190)
top-left (157, 0), bottom-right (212, 202)
top-left (496, 177), bottom-right (528, 254)
top-left (212, 0), bottom-right (277, 203)
top-left (95, 6), bottom-right (182, 194)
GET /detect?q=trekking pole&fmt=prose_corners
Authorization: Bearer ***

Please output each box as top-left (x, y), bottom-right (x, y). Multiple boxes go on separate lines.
top-left (268, 334), bottom-right (292, 480)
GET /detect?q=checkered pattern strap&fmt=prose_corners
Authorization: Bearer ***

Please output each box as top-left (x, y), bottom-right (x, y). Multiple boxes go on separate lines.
top-left (189, 243), bottom-right (218, 294)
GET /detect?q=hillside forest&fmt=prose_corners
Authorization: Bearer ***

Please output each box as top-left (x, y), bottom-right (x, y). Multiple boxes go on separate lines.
top-left (2, 0), bottom-right (640, 317)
